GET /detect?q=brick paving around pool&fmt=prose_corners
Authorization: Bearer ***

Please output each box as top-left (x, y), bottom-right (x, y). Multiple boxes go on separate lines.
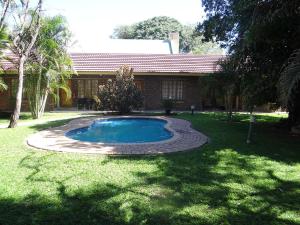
top-left (27, 116), bottom-right (208, 154)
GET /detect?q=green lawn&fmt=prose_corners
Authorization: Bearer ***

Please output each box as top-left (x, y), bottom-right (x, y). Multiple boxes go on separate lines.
top-left (0, 112), bottom-right (299, 225)
top-left (0, 112), bottom-right (83, 125)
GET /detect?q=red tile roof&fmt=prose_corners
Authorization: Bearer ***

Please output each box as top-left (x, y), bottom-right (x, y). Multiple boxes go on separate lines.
top-left (1, 53), bottom-right (224, 74)
top-left (70, 53), bottom-right (223, 74)
top-left (0, 53), bottom-right (18, 71)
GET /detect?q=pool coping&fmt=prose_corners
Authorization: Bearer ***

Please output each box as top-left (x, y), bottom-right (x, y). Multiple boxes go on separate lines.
top-left (27, 116), bottom-right (208, 155)
top-left (65, 117), bottom-right (181, 145)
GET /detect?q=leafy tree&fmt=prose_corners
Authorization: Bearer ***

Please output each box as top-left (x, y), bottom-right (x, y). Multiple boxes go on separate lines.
top-left (98, 65), bottom-right (143, 114)
top-left (217, 58), bottom-right (241, 120)
top-left (199, 0), bottom-right (300, 124)
top-left (279, 49), bottom-right (300, 126)
top-left (110, 25), bottom-right (135, 39)
top-left (199, 57), bottom-right (240, 120)
top-left (112, 16), bottom-right (181, 40)
top-left (111, 16), bottom-right (222, 54)
top-left (8, 0), bottom-right (43, 128)
top-left (24, 15), bottom-right (72, 119)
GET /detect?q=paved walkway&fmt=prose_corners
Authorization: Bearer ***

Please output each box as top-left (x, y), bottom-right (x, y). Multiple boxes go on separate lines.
top-left (27, 116), bottom-right (208, 155)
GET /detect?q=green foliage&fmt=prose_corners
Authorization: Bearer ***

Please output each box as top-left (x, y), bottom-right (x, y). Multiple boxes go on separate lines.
top-left (279, 50), bottom-right (300, 106)
top-left (162, 99), bottom-right (175, 110)
top-left (112, 16), bottom-right (181, 40)
top-left (111, 25), bottom-right (134, 39)
top-left (162, 99), bottom-right (175, 115)
top-left (0, 27), bottom-right (8, 52)
top-left (279, 49), bottom-right (300, 124)
top-left (24, 15), bottom-right (73, 119)
top-left (199, 57), bottom-right (240, 110)
top-left (0, 24), bottom-right (9, 92)
top-left (0, 76), bottom-right (7, 91)
top-left (92, 95), bottom-right (101, 111)
top-left (98, 65), bottom-right (144, 114)
top-left (112, 16), bottom-right (222, 54)
top-left (199, 0), bottom-right (300, 116)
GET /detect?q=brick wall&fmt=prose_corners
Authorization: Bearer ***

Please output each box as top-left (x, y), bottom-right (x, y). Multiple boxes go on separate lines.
top-left (1, 74), bottom-right (203, 111)
top-left (0, 75), bottom-right (55, 112)
top-left (72, 74), bottom-right (202, 110)
top-left (139, 75), bottom-right (202, 110)
top-left (0, 77), bottom-right (15, 111)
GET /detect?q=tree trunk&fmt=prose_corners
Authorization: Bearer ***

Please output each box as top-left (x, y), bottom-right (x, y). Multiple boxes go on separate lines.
top-left (0, 0), bottom-right (10, 30)
top-left (246, 106), bottom-right (255, 144)
top-left (235, 96), bottom-right (239, 111)
top-left (224, 91), bottom-right (233, 121)
top-left (8, 56), bottom-right (26, 128)
top-left (227, 94), bottom-right (233, 121)
top-left (37, 90), bottom-right (48, 119)
top-left (56, 88), bottom-right (60, 108)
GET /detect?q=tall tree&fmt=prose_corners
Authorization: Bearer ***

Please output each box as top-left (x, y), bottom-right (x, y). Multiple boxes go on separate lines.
top-left (199, 0), bottom-right (300, 123)
top-left (111, 16), bottom-right (222, 54)
top-left (199, 57), bottom-right (240, 120)
top-left (8, 0), bottom-right (43, 128)
top-left (24, 15), bottom-right (72, 119)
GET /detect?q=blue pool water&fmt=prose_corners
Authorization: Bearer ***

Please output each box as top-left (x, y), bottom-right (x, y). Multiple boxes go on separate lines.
top-left (65, 118), bottom-right (173, 143)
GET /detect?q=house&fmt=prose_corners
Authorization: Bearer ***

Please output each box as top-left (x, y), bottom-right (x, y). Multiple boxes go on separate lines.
top-left (0, 53), bottom-right (223, 111)
top-left (0, 33), bottom-right (224, 112)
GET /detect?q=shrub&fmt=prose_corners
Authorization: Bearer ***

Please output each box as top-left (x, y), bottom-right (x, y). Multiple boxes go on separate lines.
top-left (162, 99), bottom-right (175, 115)
top-left (98, 65), bottom-right (144, 114)
top-left (92, 95), bottom-right (102, 110)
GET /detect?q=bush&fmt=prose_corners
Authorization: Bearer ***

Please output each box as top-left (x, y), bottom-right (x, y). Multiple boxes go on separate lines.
top-left (98, 65), bottom-right (144, 114)
top-left (162, 99), bottom-right (175, 115)
top-left (92, 95), bottom-right (102, 110)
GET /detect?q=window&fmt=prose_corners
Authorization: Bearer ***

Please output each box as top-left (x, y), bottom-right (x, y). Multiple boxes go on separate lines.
top-left (77, 79), bottom-right (101, 98)
top-left (134, 80), bottom-right (144, 91)
top-left (78, 80), bottom-right (85, 98)
top-left (91, 80), bottom-right (99, 97)
top-left (162, 80), bottom-right (183, 100)
top-left (85, 80), bottom-right (91, 97)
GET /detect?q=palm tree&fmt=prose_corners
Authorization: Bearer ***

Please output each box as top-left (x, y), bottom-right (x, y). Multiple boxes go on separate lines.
top-left (0, 77), bottom-right (7, 91)
top-left (279, 49), bottom-right (300, 126)
top-left (24, 15), bottom-right (73, 119)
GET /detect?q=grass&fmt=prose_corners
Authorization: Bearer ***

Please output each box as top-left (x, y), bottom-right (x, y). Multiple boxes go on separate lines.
top-left (0, 112), bottom-right (78, 124)
top-left (0, 112), bottom-right (105, 125)
top-left (0, 112), bottom-right (299, 225)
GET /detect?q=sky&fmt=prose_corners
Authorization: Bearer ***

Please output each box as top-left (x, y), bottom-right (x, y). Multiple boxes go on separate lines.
top-left (44, 0), bottom-right (205, 52)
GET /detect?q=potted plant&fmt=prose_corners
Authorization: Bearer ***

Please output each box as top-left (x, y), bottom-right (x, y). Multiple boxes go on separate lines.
top-left (162, 98), bottom-right (174, 115)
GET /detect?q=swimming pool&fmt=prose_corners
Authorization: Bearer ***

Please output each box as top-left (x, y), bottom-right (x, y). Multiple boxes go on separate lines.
top-left (65, 118), bottom-right (173, 143)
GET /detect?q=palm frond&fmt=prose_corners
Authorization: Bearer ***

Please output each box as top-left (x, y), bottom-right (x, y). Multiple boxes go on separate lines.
top-left (279, 49), bottom-right (300, 106)
top-left (0, 77), bottom-right (7, 91)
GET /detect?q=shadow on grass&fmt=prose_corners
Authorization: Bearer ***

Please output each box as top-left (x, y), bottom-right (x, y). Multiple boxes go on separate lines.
top-left (3, 112), bottom-right (296, 224)
top-left (178, 113), bottom-right (300, 163)
top-left (0, 147), bottom-right (298, 225)
top-left (29, 118), bottom-right (78, 131)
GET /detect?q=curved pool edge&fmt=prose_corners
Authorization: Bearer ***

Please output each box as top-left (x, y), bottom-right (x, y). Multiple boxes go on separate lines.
top-left (27, 116), bottom-right (208, 155)
top-left (64, 117), bottom-right (180, 145)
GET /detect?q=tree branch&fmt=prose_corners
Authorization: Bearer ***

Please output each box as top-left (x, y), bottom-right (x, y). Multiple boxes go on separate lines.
top-left (24, 0), bottom-right (42, 57)
top-left (0, 0), bottom-right (10, 30)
